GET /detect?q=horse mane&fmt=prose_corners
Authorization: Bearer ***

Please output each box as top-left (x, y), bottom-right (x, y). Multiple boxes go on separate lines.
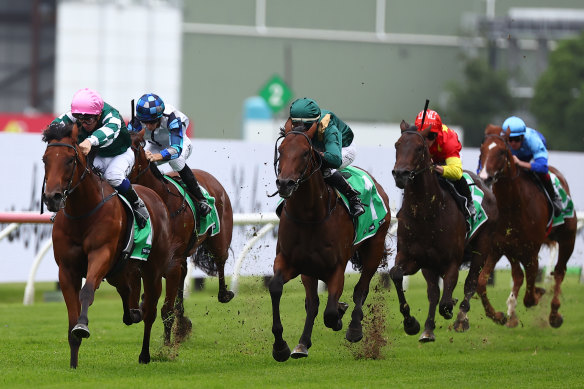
top-left (42, 121), bottom-right (73, 143)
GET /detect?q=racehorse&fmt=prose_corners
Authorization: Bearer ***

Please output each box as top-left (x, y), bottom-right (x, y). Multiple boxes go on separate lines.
top-left (269, 119), bottom-right (391, 362)
top-left (42, 122), bottom-right (178, 368)
top-left (129, 130), bottom-right (234, 344)
top-left (390, 121), bottom-right (498, 341)
top-left (477, 125), bottom-right (577, 328)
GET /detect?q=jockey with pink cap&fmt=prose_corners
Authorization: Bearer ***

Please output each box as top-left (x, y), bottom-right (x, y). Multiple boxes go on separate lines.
top-left (51, 88), bottom-right (150, 228)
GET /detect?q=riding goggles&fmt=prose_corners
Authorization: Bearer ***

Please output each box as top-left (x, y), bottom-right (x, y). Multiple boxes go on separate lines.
top-left (72, 113), bottom-right (98, 123)
top-left (509, 135), bottom-right (523, 143)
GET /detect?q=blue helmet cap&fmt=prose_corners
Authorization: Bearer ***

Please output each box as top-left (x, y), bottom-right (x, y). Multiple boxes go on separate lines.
top-left (136, 93), bottom-right (165, 122)
top-left (502, 116), bottom-right (526, 136)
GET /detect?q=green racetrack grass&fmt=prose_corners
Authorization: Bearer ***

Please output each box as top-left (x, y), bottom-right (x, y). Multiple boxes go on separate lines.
top-left (0, 270), bottom-right (583, 388)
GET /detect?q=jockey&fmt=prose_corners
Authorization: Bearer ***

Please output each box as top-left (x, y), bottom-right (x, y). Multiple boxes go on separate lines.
top-left (289, 97), bottom-right (365, 217)
top-left (51, 88), bottom-right (150, 228)
top-left (502, 116), bottom-right (562, 217)
top-left (415, 109), bottom-right (476, 219)
top-left (127, 93), bottom-right (211, 217)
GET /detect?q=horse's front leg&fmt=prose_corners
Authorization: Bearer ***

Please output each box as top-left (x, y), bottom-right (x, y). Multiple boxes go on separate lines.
top-left (522, 254), bottom-right (544, 308)
top-left (477, 254), bottom-right (506, 325)
top-left (138, 261), bottom-right (163, 364)
top-left (438, 263), bottom-right (459, 320)
top-left (291, 275), bottom-right (319, 359)
top-left (420, 268), bottom-right (440, 342)
top-left (346, 248), bottom-right (379, 343)
top-left (269, 264), bottom-right (292, 362)
top-left (113, 263), bottom-right (142, 326)
top-left (506, 260), bottom-right (525, 328)
top-left (323, 266), bottom-right (345, 331)
top-left (171, 257), bottom-right (192, 344)
top-left (389, 260), bottom-right (420, 336)
top-left (58, 268), bottom-right (83, 368)
top-left (161, 259), bottom-right (183, 346)
top-left (454, 247), bottom-right (486, 332)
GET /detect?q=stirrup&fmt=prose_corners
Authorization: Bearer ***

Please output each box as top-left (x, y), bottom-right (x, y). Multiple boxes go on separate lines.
top-left (552, 198), bottom-right (562, 217)
top-left (132, 199), bottom-right (150, 229)
top-left (349, 198), bottom-right (365, 217)
top-left (197, 200), bottom-right (211, 217)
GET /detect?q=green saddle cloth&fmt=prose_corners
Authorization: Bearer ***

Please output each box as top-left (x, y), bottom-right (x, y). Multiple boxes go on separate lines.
top-left (163, 175), bottom-right (221, 237)
top-left (462, 172), bottom-right (488, 240)
top-left (131, 217), bottom-right (152, 260)
top-left (336, 166), bottom-right (389, 244)
top-left (550, 172), bottom-right (575, 227)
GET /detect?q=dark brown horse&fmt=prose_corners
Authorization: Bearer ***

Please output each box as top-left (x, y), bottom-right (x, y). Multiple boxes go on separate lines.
top-left (42, 122), bottom-right (178, 368)
top-left (477, 125), bottom-right (577, 328)
top-left (390, 121), bottom-right (498, 341)
top-left (269, 120), bottom-right (391, 362)
top-left (128, 130), bottom-right (234, 343)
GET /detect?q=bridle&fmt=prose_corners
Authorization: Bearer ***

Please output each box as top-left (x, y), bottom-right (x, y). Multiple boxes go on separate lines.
top-left (269, 130), bottom-right (323, 197)
top-left (480, 134), bottom-right (519, 185)
top-left (397, 130), bottom-right (431, 181)
top-left (42, 141), bottom-right (115, 219)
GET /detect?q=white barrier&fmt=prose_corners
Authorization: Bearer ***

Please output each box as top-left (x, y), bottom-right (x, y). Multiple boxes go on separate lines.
top-left (1, 211), bottom-right (582, 305)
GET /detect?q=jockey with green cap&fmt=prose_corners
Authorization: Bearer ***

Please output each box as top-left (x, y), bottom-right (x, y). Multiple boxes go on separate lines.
top-left (289, 98), bottom-right (365, 217)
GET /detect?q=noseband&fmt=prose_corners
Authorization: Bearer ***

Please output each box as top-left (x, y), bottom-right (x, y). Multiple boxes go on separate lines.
top-left (44, 142), bottom-right (90, 206)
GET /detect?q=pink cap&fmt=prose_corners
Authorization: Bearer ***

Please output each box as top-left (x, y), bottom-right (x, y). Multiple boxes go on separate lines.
top-left (71, 88), bottom-right (104, 115)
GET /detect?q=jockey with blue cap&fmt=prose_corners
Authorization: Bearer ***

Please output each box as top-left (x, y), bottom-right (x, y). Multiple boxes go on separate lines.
top-left (502, 116), bottom-right (562, 217)
top-left (289, 98), bottom-right (365, 217)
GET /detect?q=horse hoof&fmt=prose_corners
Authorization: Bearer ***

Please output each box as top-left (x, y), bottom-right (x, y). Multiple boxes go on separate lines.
top-left (290, 344), bottom-right (308, 359)
top-left (492, 312), bottom-right (507, 325)
top-left (345, 326), bottom-right (363, 343)
top-left (549, 313), bottom-right (563, 328)
top-left (505, 313), bottom-right (519, 328)
top-left (439, 305), bottom-right (453, 320)
top-left (218, 290), bottom-right (235, 303)
top-left (272, 342), bottom-right (291, 362)
top-left (139, 353), bottom-right (151, 364)
top-left (174, 316), bottom-right (193, 343)
top-left (71, 323), bottom-right (90, 339)
top-left (404, 317), bottom-right (420, 336)
top-left (338, 302), bottom-right (349, 319)
top-left (419, 331), bottom-right (435, 343)
top-left (324, 310), bottom-right (342, 331)
top-left (454, 318), bottom-right (470, 332)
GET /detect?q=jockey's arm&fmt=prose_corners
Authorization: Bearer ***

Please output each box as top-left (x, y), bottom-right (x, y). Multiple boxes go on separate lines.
top-left (321, 127), bottom-right (342, 169)
top-left (159, 116), bottom-right (184, 161)
top-left (440, 157), bottom-right (463, 181)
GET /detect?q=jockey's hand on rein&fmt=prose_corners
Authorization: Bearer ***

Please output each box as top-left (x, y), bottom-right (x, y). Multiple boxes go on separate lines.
top-left (79, 139), bottom-right (92, 156)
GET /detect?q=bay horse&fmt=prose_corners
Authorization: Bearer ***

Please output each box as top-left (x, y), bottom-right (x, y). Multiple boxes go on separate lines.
top-left (42, 122), bottom-right (178, 368)
top-left (390, 121), bottom-right (498, 341)
top-left (128, 130), bottom-right (234, 344)
top-left (269, 119), bottom-right (391, 362)
top-left (477, 125), bottom-right (577, 328)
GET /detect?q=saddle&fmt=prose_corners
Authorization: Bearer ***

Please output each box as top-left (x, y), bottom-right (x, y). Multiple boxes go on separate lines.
top-left (437, 177), bottom-right (471, 218)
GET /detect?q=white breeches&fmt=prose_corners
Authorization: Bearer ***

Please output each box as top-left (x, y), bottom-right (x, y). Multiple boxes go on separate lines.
top-left (339, 144), bottom-right (356, 169)
top-left (146, 136), bottom-right (192, 172)
top-left (92, 148), bottom-right (135, 188)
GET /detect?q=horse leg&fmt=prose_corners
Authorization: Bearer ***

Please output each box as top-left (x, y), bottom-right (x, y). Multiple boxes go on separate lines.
top-left (454, 249), bottom-right (485, 332)
top-left (59, 269), bottom-right (82, 368)
top-left (506, 261), bottom-right (524, 328)
top-left (549, 239), bottom-right (574, 328)
top-left (389, 262), bottom-right (420, 336)
top-left (346, 252), bottom-right (378, 343)
top-left (323, 267), bottom-right (345, 331)
top-left (269, 267), bottom-right (292, 362)
top-left (116, 265), bottom-right (142, 325)
top-left (138, 264), bottom-right (163, 364)
top-left (438, 262), bottom-right (459, 320)
top-left (161, 260), bottom-right (182, 346)
top-left (172, 258), bottom-right (192, 344)
top-left (477, 254), bottom-right (507, 325)
top-left (523, 254), bottom-right (544, 308)
top-left (291, 275), bottom-right (319, 359)
top-left (419, 269), bottom-right (439, 342)
top-left (216, 258), bottom-right (235, 303)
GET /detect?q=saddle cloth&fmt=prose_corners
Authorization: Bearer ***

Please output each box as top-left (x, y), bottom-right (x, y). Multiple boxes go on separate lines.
top-left (549, 172), bottom-right (575, 228)
top-left (163, 175), bottom-right (221, 237)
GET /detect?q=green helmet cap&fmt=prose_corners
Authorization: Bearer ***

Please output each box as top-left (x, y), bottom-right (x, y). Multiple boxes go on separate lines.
top-left (290, 98), bottom-right (321, 123)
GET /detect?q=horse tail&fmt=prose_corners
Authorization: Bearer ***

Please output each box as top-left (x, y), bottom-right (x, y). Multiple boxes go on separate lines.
top-left (192, 244), bottom-right (218, 276)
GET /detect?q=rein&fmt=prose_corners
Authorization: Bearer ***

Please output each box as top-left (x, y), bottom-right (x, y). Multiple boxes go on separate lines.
top-left (401, 130), bottom-right (431, 180)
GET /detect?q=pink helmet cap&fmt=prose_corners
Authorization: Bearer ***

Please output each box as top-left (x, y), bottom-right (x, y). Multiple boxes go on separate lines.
top-left (71, 88), bottom-right (104, 115)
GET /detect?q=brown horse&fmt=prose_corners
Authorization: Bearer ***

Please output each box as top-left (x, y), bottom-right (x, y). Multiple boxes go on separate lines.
top-left (42, 122), bottom-right (178, 368)
top-left (477, 125), bottom-right (577, 328)
top-left (390, 121), bottom-right (498, 341)
top-left (128, 130), bottom-right (234, 343)
top-left (269, 120), bottom-right (391, 362)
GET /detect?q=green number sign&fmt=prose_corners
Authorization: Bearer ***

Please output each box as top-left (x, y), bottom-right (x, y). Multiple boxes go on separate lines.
top-left (258, 74), bottom-right (293, 113)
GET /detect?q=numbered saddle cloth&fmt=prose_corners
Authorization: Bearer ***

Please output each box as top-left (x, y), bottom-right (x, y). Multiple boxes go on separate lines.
top-left (164, 175), bottom-right (221, 237)
top-left (549, 172), bottom-right (575, 228)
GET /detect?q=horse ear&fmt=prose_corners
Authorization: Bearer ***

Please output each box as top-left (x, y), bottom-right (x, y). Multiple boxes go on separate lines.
top-left (71, 122), bottom-right (80, 143)
top-left (420, 124), bottom-right (432, 137)
top-left (485, 124), bottom-right (502, 136)
top-left (504, 126), bottom-right (511, 139)
top-left (284, 118), bottom-right (292, 133)
top-left (305, 121), bottom-right (318, 139)
top-left (400, 120), bottom-right (409, 133)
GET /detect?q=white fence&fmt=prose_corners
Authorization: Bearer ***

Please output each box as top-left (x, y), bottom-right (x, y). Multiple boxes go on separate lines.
top-left (1, 211), bottom-right (582, 305)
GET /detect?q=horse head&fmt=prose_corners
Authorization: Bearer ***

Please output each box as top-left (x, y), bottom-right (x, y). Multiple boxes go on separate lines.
top-left (41, 122), bottom-right (88, 212)
top-left (392, 120), bottom-right (432, 189)
top-left (128, 129), bottom-right (152, 182)
top-left (274, 118), bottom-right (321, 198)
top-left (478, 125), bottom-right (512, 187)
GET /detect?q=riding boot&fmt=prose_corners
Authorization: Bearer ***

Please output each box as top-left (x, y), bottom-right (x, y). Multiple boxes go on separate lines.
top-left (540, 173), bottom-right (562, 217)
top-left (453, 177), bottom-right (476, 220)
top-left (324, 170), bottom-right (365, 217)
top-left (123, 185), bottom-right (150, 229)
top-left (178, 166), bottom-right (211, 217)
